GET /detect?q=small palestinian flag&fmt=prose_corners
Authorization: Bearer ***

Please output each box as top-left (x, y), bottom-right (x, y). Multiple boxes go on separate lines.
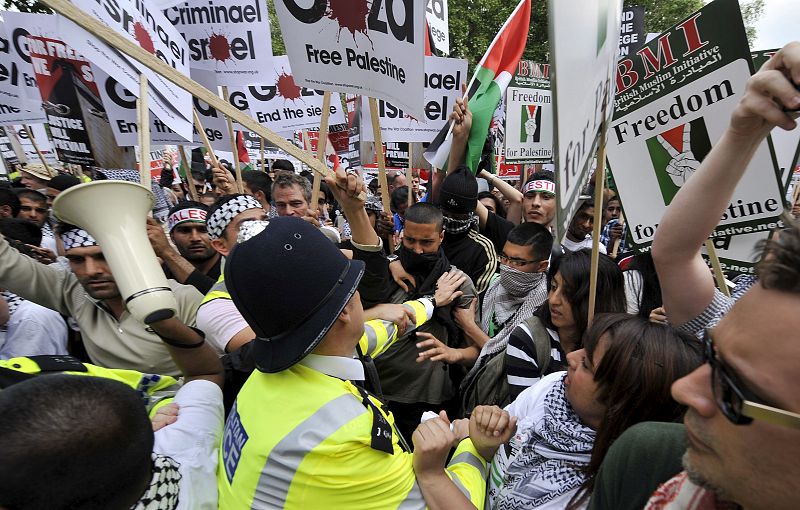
top-left (646, 118), bottom-right (711, 205)
top-left (424, 0), bottom-right (531, 173)
top-left (520, 104), bottom-right (542, 143)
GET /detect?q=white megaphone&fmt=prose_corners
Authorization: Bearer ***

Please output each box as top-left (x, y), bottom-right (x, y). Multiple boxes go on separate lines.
top-left (53, 181), bottom-right (178, 324)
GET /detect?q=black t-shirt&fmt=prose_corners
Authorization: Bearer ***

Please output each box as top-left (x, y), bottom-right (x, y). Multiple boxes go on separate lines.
top-left (482, 211), bottom-right (515, 254)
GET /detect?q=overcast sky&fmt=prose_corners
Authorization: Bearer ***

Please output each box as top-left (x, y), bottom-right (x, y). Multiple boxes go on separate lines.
top-left (752, 0), bottom-right (799, 49)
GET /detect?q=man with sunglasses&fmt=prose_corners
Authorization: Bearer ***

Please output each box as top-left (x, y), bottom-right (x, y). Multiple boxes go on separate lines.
top-left (587, 42), bottom-right (800, 510)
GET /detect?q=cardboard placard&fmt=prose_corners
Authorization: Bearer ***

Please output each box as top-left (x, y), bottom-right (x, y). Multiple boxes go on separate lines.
top-left (274, 0), bottom-right (426, 118)
top-left (607, 0), bottom-right (784, 250)
top-left (505, 60), bottom-right (553, 162)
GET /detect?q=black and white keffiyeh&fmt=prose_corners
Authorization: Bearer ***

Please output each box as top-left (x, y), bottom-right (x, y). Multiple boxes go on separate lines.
top-left (0, 291), bottom-right (23, 332)
top-left (60, 228), bottom-right (98, 250)
top-left (96, 169), bottom-right (170, 222)
top-left (131, 454), bottom-right (181, 510)
top-left (236, 219), bottom-right (270, 244)
top-left (206, 195), bottom-right (263, 240)
top-left (489, 374), bottom-right (595, 510)
top-left (464, 267), bottom-right (548, 381)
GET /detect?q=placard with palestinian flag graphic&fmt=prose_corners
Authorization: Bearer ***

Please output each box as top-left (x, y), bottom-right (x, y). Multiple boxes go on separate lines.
top-left (606, 0), bottom-right (784, 251)
top-left (645, 118), bottom-right (711, 206)
top-left (503, 60), bottom-right (552, 163)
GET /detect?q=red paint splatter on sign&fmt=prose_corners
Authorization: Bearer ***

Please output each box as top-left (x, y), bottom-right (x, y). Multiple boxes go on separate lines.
top-left (209, 33), bottom-right (231, 62)
top-left (133, 22), bottom-right (155, 54)
top-left (276, 70), bottom-right (302, 102)
top-left (327, 0), bottom-right (372, 47)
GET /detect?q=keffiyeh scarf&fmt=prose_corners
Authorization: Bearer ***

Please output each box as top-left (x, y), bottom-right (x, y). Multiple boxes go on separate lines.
top-left (489, 374), bottom-right (595, 510)
top-left (465, 267), bottom-right (548, 381)
top-left (645, 471), bottom-right (739, 510)
top-left (131, 454), bottom-right (182, 510)
top-left (0, 291), bottom-right (23, 332)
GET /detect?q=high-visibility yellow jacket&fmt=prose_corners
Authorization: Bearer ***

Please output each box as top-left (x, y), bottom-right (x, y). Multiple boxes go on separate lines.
top-left (217, 299), bottom-right (488, 509)
top-left (0, 356), bottom-right (179, 416)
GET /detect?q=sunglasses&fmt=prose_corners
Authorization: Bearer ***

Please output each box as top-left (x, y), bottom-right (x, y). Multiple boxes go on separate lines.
top-left (703, 330), bottom-right (800, 430)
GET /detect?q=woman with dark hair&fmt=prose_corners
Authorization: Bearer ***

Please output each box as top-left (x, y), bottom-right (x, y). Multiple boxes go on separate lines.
top-left (478, 190), bottom-right (507, 218)
top-left (472, 314), bottom-right (703, 510)
top-left (623, 252), bottom-right (663, 318)
top-left (505, 249), bottom-right (627, 400)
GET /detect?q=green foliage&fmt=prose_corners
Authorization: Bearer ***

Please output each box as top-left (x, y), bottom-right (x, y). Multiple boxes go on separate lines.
top-left (267, 0), bottom-right (286, 55)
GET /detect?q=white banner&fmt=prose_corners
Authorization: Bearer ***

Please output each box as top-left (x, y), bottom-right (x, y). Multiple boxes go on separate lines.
top-left (425, 0), bottom-right (449, 55)
top-left (94, 66), bottom-right (231, 150)
top-left (0, 14), bottom-right (52, 124)
top-left (607, 62), bottom-right (784, 247)
top-left (165, 0), bottom-right (273, 87)
top-left (57, 0), bottom-right (193, 139)
top-left (505, 87), bottom-right (553, 162)
top-left (361, 56), bottom-right (465, 142)
top-left (226, 55), bottom-right (345, 133)
top-left (274, 0), bottom-right (426, 118)
top-left (549, 0), bottom-right (623, 238)
top-left (11, 123), bottom-right (59, 166)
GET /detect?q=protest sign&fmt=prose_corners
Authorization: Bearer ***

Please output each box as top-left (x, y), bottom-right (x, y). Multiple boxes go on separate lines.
top-left (752, 48), bottom-right (800, 190)
top-left (296, 123), bottom-right (351, 168)
top-left (57, 0), bottom-right (193, 139)
top-left (344, 94), bottom-right (362, 169)
top-left (95, 66), bottom-right (233, 150)
top-left (383, 141), bottom-right (409, 168)
top-left (5, 13), bottom-right (100, 166)
top-left (165, 0), bottom-right (273, 86)
top-left (505, 60), bottom-right (552, 163)
top-left (360, 56), bottom-right (466, 142)
top-left (240, 130), bottom-right (287, 162)
top-left (12, 123), bottom-right (59, 167)
top-left (618, 6), bottom-right (645, 57)
top-left (607, 0), bottom-right (784, 250)
top-left (701, 231), bottom-right (771, 277)
top-left (495, 155), bottom-right (522, 180)
top-left (549, 0), bottom-right (622, 238)
top-left (0, 17), bottom-right (47, 124)
top-left (274, 0), bottom-right (426, 118)
top-left (425, 0), bottom-right (449, 56)
top-left (0, 126), bottom-right (19, 168)
top-left (226, 56), bottom-right (345, 133)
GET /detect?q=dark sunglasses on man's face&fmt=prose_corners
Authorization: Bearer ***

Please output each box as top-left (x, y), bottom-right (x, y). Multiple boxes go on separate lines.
top-left (703, 330), bottom-right (800, 430)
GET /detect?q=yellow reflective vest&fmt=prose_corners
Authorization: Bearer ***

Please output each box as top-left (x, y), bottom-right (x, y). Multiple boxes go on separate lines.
top-left (217, 299), bottom-right (488, 509)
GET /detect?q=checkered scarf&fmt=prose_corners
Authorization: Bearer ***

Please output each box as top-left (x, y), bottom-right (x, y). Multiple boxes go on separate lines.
top-left (489, 374), bottom-right (594, 510)
top-left (207, 195), bottom-right (263, 240)
top-left (131, 454), bottom-right (181, 510)
top-left (97, 169), bottom-right (170, 222)
top-left (60, 228), bottom-right (98, 250)
top-left (1, 291), bottom-right (23, 332)
top-left (236, 220), bottom-right (270, 244)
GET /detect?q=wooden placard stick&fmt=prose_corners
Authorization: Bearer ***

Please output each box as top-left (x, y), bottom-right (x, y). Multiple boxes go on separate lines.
top-left (610, 211), bottom-right (626, 259)
top-left (311, 91), bottom-right (333, 213)
top-left (22, 124), bottom-right (53, 177)
top-left (368, 98), bottom-right (391, 214)
top-left (407, 143), bottom-right (414, 207)
top-left (220, 86), bottom-right (244, 193)
top-left (40, 0), bottom-right (362, 198)
top-left (704, 239), bottom-right (731, 297)
top-left (137, 74), bottom-right (150, 188)
top-left (260, 137), bottom-right (265, 173)
top-left (192, 110), bottom-right (220, 169)
top-left (587, 120), bottom-right (608, 324)
top-left (178, 144), bottom-right (199, 202)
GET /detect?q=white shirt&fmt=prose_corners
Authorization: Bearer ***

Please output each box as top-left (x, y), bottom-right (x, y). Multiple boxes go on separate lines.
top-left (562, 235), bottom-right (607, 254)
top-left (196, 298), bottom-right (250, 354)
top-left (153, 380), bottom-right (224, 510)
top-left (0, 299), bottom-right (68, 359)
top-left (299, 353), bottom-right (365, 381)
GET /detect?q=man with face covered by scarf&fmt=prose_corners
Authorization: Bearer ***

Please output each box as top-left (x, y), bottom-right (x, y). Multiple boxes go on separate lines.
top-left (436, 165), bottom-right (498, 296)
top-left (375, 202), bottom-right (478, 442)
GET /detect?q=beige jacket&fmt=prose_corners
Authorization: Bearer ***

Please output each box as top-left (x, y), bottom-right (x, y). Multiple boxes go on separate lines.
top-left (0, 237), bottom-right (202, 376)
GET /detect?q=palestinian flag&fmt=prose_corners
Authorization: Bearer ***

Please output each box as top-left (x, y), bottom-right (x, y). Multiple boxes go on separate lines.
top-left (646, 118), bottom-right (711, 205)
top-left (424, 0), bottom-right (531, 173)
top-left (520, 104), bottom-right (542, 143)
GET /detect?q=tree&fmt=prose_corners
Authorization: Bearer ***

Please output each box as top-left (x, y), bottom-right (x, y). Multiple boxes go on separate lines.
top-left (739, 0), bottom-right (765, 46)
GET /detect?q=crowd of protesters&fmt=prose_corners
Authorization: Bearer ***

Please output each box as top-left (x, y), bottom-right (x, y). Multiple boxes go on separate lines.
top-left (0, 43), bottom-right (798, 510)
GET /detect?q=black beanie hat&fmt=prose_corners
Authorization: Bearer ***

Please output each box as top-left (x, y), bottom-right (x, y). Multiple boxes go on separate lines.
top-left (439, 165), bottom-right (478, 214)
top-left (47, 174), bottom-right (81, 191)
